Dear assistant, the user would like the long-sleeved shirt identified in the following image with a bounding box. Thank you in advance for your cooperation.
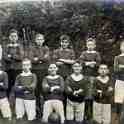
[114,54,124,80]
[53,48,75,78]
[42,75,65,101]
[0,71,8,99]
[94,76,114,104]
[3,42,24,70]
[14,72,37,100]
[65,75,87,102]
[79,50,101,76]
[28,44,50,70]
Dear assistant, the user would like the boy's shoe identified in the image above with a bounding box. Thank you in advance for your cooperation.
[3,118,12,124]
[16,118,26,124]
[65,120,75,124]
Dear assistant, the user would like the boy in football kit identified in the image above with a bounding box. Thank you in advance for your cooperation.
[79,38,101,121]
[53,34,75,79]
[14,58,37,122]
[114,41,124,123]
[79,38,101,76]
[65,62,87,124]
[0,62,12,122]
[93,64,113,124]
[3,29,24,96]
[29,33,50,118]
[42,63,65,124]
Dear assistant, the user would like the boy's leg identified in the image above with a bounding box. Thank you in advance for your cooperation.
[93,101,102,124]
[66,99,74,121]
[42,100,53,123]
[111,104,120,124]
[103,104,111,124]
[54,100,65,124]
[33,69,45,118]
[85,100,93,120]
[0,97,12,120]
[75,102,85,123]
[24,99,36,121]
[15,98,25,119]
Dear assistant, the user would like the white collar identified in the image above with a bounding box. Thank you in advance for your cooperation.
[119,53,124,56]
[97,76,109,84]
[71,73,84,81]
[20,71,32,76]
[86,50,96,53]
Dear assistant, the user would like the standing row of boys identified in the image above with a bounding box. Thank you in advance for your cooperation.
[0,29,123,124]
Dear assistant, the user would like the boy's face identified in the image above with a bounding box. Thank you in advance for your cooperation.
[86,41,96,51]
[72,63,82,74]
[48,64,58,75]
[120,42,124,53]
[22,61,31,72]
[61,39,69,49]
[9,32,18,43]
[35,35,45,46]
[98,65,109,76]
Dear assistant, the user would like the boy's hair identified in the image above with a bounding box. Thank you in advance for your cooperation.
[48,62,58,68]
[86,37,96,44]
[35,33,44,38]
[99,64,108,68]
[60,34,70,42]
[72,61,82,66]
[9,29,18,35]
[22,58,31,64]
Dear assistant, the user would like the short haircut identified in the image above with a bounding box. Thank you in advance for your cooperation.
[60,34,70,42]
[99,64,108,69]
[9,29,18,35]
[48,62,58,68]
[22,58,31,64]
[35,33,44,38]
[72,61,82,66]
[86,37,96,43]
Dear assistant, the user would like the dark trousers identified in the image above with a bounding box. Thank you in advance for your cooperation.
[32,69,47,119]
[7,69,21,97]
[84,100,93,121]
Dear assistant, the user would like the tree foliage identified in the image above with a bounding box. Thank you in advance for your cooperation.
[0,1,124,67]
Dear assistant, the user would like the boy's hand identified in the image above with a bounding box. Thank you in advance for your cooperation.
[73,91,79,96]
[34,57,39,61]
[51,86,60,92]
[39,61,42,64]
[67,87,73,93]
[18,86,23,89]
[73,89,83,96]
[8,54,12,58]
[108,87,113,92]
[59,59,65,62]
[85,61,96,67]
[97,90,102,97]
[56,61,64,66]
[0,82,3,86]
[24,90,30,94]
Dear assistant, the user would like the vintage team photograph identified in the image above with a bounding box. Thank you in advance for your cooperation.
[0,0,123,124]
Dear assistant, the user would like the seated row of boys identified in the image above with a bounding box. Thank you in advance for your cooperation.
[0,59,113,124]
